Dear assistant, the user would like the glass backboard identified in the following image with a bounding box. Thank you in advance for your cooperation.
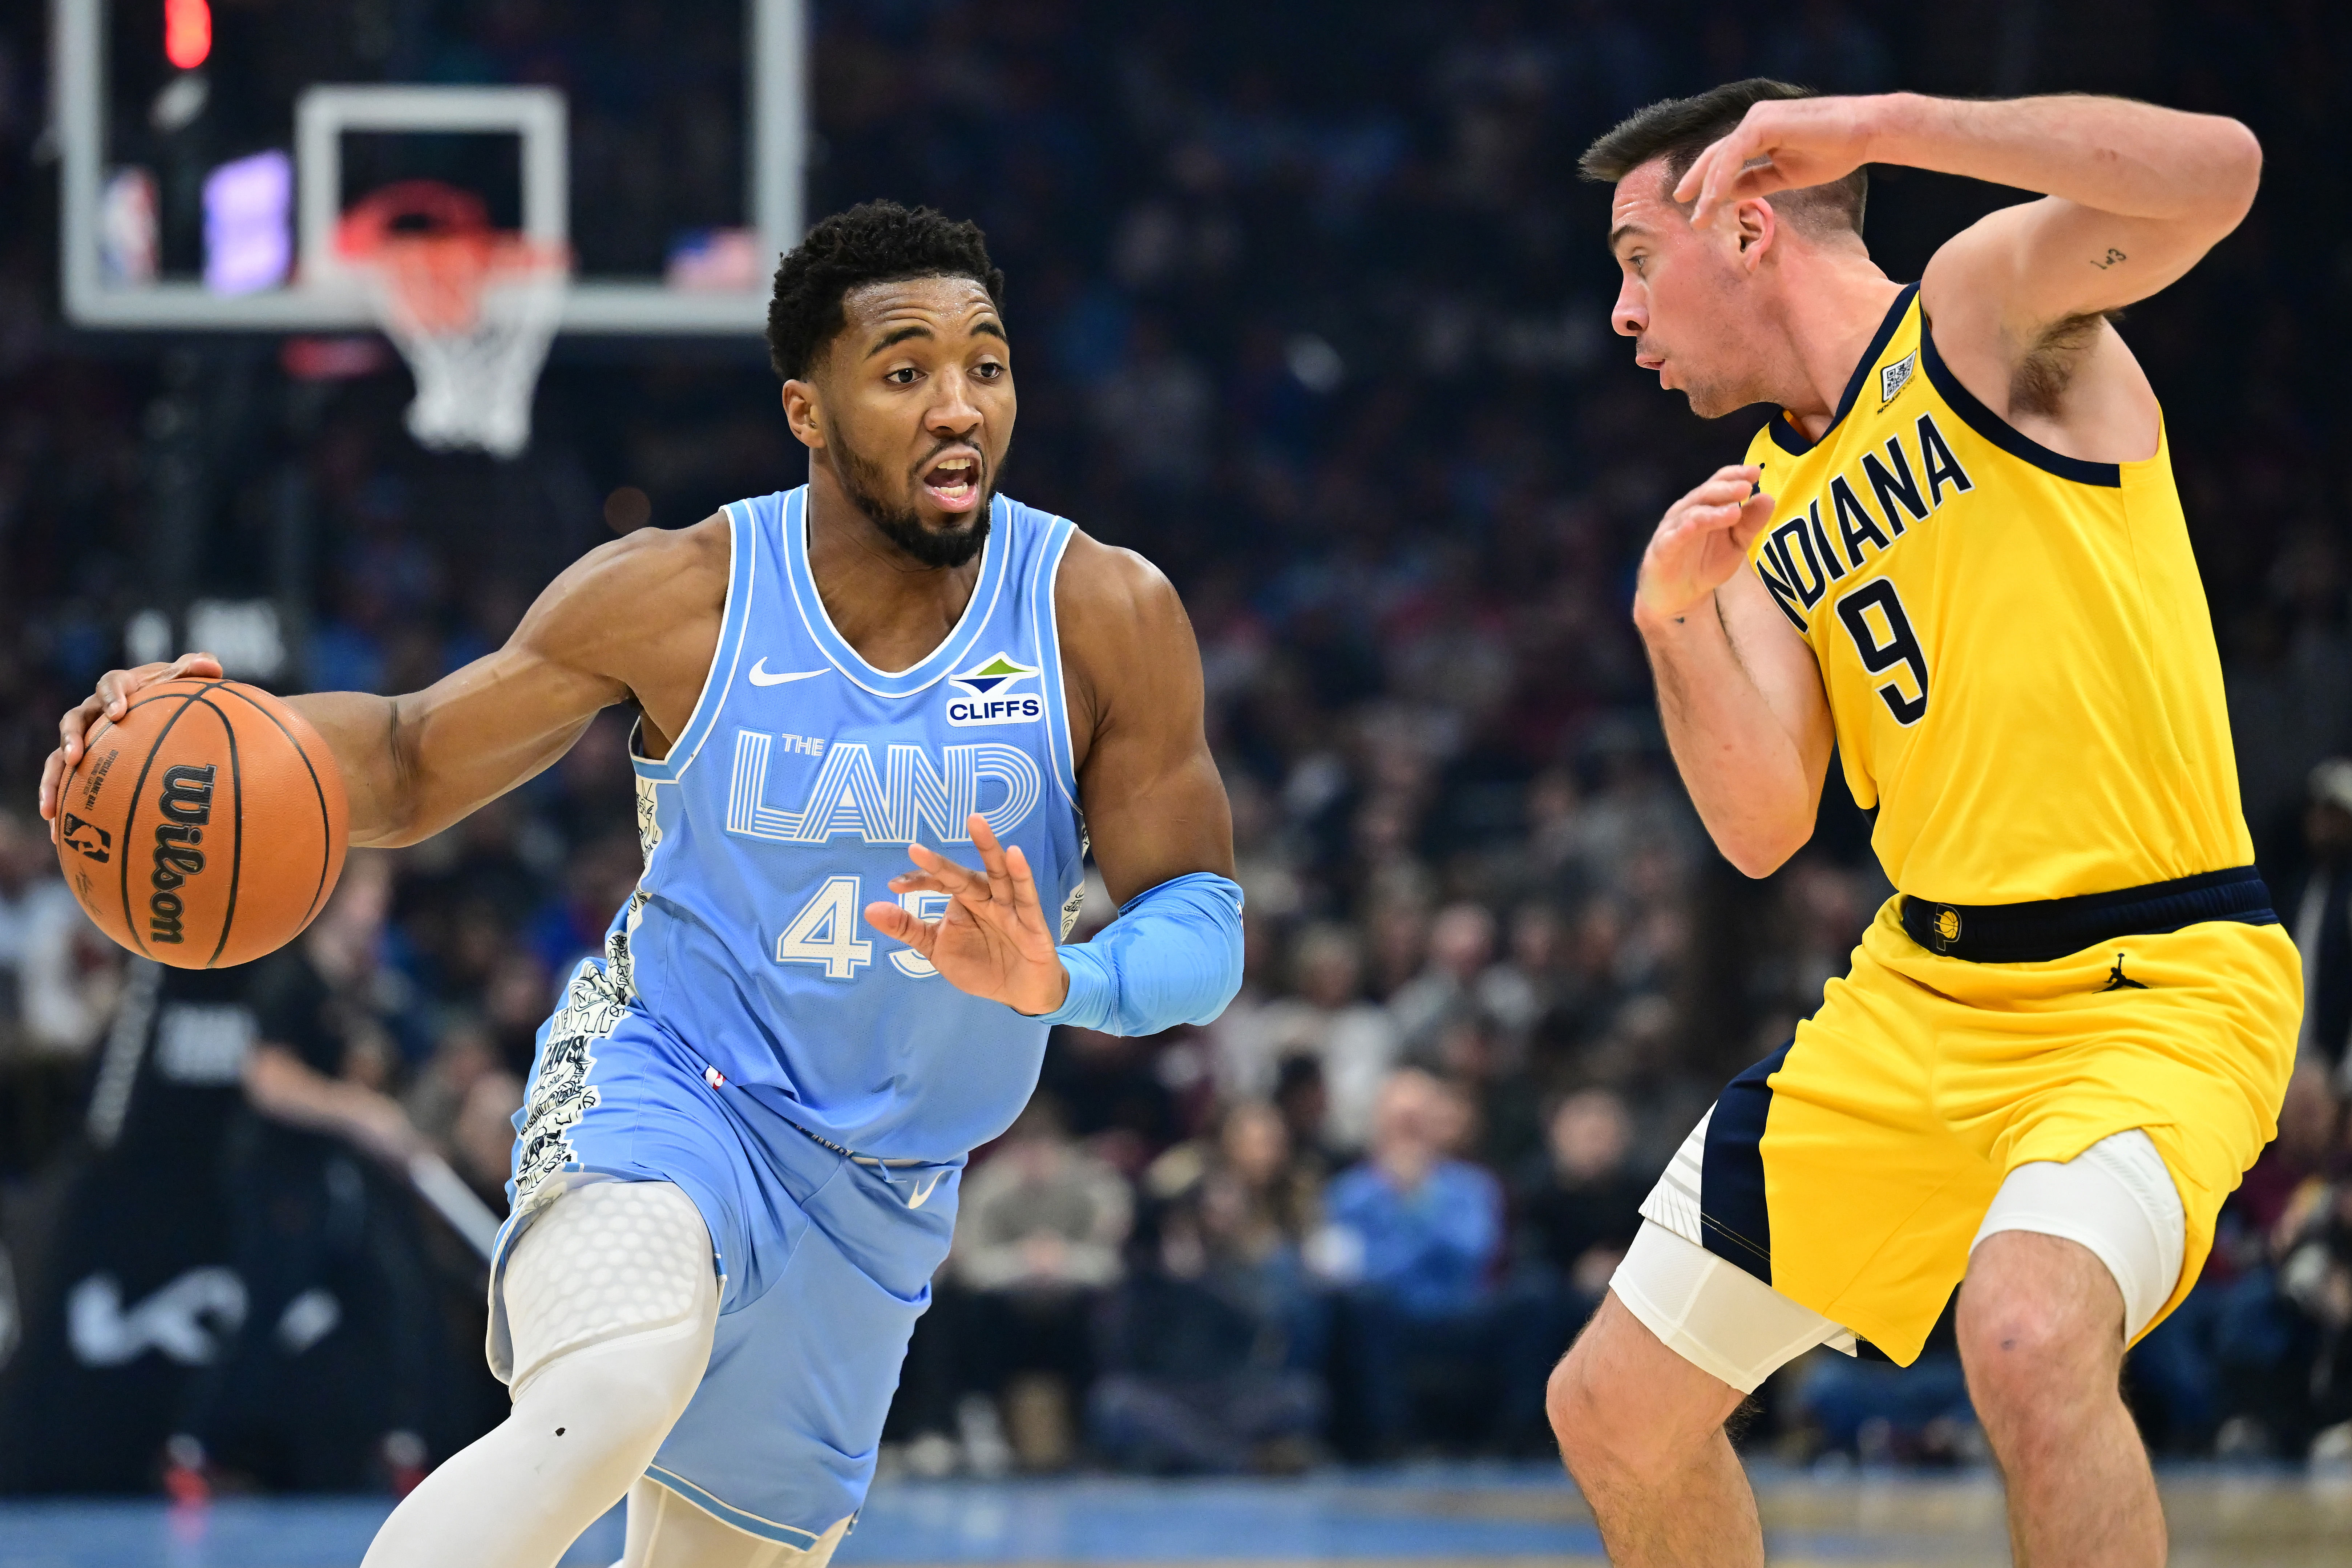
[54,0,805,334]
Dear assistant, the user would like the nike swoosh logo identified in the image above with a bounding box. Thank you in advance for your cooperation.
[748,659,829,687]
[906,1173,944,1209]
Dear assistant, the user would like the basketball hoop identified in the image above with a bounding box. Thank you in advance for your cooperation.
[336,181,570,459]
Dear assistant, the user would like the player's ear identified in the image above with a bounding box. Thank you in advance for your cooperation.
[781,378,826,450]
[1735,197,1777,272]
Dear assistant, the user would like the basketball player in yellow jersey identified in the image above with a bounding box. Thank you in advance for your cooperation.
[1544,82,2296,1566]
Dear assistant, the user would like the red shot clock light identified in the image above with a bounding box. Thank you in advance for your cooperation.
[164,0,212,71]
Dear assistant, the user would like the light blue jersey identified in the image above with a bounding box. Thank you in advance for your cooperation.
[614,486,1086,1161]
[494,488,1092,1543]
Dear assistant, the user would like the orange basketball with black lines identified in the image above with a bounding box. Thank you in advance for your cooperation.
[55,678,348,969]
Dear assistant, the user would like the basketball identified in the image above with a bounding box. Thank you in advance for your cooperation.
[53,678,348,970]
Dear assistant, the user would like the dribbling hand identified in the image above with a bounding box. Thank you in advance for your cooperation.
[867,814,1069,1017]
[1634,466,1777,629]
[37,651,225,834]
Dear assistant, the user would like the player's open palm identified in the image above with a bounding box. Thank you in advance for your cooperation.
[869,815,1068,1017]
[1636,465,1777,624]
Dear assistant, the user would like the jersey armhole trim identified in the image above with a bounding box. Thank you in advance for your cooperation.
[1917,315,2123,488]
[632,500,758,782]
[1033,515,1082,809]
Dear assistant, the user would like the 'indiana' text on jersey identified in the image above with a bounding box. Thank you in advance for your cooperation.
[608,489,1086,1160]
[1742,284,2253,907]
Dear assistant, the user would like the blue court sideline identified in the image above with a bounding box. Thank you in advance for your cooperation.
[0,1468,1597,1568]
[2,1464,2347,1568]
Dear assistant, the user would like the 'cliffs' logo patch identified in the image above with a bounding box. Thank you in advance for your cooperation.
[945,651,1044,728]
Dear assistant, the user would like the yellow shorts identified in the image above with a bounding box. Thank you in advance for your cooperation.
[1676,897,2299,1365]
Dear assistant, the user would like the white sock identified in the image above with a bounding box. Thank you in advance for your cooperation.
[362,1181,718,1568]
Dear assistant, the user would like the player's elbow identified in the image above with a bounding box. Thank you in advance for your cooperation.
[2201,117,2262,228]
[1715,819,1813,880]
[1722,841,1797,881]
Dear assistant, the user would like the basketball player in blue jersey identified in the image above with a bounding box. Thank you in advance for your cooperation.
[41,202,1245,1568]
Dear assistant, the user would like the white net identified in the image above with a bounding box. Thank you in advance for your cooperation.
[360,234,569,460]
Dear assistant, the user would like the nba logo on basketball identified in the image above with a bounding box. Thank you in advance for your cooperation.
[57,814,111,864]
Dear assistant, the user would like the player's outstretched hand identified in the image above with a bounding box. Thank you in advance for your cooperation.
[38,651,225,833]
[868,815,1069,1017]
[1634,466,1776,628]
[1675,94,1880,232]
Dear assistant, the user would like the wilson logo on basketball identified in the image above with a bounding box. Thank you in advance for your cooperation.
[148,764,216,946]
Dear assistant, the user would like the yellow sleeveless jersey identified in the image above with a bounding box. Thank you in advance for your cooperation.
[1741,283,2251,905]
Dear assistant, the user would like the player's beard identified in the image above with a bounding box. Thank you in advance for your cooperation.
[834,438,997,569]
[1679,375,1749,420]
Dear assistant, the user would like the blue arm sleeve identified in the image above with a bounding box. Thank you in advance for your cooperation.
[1032,871,1245,1036]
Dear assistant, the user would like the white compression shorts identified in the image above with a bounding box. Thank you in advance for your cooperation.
[1611,1127,2186,1392]
[1969,1127,2185,1343]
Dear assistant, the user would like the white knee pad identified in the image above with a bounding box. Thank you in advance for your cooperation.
[500,1178,717,1394]
[1971,1127,2185,1342]
[1608,1220,1856,1394]
[620,1476,852,1568]
[364,1182,720,1568]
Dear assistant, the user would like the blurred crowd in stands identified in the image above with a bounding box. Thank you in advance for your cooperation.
[2,0,2351,1491]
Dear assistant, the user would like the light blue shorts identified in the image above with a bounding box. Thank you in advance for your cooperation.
[492,999,963,1546]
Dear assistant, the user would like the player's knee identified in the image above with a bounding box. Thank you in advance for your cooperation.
[1958,1247,2119,1422]
[1546,1339,1625,1477]
[1543,1343,1592,1451]
[511,1316,712,1477]
[1958,1294,2067,1391]
[1546,1312,1691,1483]
[517,1359,674,1465]
[582,1335,704,1427]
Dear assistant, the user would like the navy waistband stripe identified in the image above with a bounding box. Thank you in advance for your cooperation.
[1900,866,2276,965]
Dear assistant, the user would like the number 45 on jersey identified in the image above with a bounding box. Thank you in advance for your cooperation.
[774,877,947,980]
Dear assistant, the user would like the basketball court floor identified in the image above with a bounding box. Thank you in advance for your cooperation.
[2,1463,2346,1568]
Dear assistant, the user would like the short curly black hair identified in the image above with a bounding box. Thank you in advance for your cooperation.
[764,201,1007,382]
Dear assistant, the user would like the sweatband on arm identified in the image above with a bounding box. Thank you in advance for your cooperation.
[1032,871,1245,1036]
